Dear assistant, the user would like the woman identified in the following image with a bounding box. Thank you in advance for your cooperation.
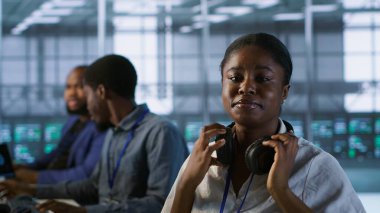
[162,33,365,212]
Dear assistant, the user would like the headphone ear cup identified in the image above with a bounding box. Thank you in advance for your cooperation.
[245,136,274,175]
[216,127,234,165]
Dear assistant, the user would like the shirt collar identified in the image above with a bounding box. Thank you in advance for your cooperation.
[278,118,287,134]
[113,103,149,132]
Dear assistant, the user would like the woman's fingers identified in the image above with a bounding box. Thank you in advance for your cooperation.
[197,124,227,149]
[271,134,293,143]
[263,133,298,159]
[210,156,224,166]
[207,139,226,153]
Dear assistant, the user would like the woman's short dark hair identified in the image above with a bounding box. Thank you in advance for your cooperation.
[84,54,137,99]
[220,33,293,85]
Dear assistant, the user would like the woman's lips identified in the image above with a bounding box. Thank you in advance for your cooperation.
[232,99,262,110]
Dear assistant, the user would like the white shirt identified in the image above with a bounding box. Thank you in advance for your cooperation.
[162,120,365,213]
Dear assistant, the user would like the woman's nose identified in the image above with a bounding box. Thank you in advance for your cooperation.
[238,79,256,95]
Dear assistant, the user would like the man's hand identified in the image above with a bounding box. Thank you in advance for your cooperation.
[37,200,86,213]
[12,164,29,171]
[15,169,39,184]
[0,179,36,199]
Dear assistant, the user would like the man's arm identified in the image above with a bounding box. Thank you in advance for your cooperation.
[37,131,106,184]
[37,162,101,206]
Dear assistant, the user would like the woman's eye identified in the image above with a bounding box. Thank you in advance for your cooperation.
[257,76,271,82]
[229,75,242,82]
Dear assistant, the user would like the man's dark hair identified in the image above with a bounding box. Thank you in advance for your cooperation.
[220,33,293,85]
[84,54,137,99]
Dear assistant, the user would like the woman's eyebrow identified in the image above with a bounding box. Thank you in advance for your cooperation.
[255,64,274,72]
[226,66,242,72]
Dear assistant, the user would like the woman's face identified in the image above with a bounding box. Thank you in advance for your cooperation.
[221,45,289,128]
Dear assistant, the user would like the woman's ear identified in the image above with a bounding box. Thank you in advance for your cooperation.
[282,84,290,104]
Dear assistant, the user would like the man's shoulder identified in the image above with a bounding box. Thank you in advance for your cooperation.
[144,113,175,129]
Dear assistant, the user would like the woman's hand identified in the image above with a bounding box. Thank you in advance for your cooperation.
[171,123,226,213]
[262,132,298,195]
[180,123,227,190]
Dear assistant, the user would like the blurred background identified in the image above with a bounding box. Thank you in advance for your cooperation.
[0,0,379,211]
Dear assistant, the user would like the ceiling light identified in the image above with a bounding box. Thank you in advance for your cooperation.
[311,4,338,13]
[273,13,304,21]
[192,15,229,23]
[242,0,279,9]
[10,0,85,35]
[215,6,253,16]
[26,17,61,24]
[192,22,204,29]
[41,2,54,10]
[179,26,192,33]
[53,0,85,8]
[191,0,225,13]
[40,8,73,16]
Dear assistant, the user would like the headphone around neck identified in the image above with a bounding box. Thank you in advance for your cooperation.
[216,120,294,175]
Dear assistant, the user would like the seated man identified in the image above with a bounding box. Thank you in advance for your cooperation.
[14,66,107,184]
[0,55,189,213]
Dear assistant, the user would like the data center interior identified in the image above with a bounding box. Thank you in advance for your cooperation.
[1,0,380,211]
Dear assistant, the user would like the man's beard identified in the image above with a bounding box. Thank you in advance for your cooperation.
[66,104,89,116]
[96,122,113,131]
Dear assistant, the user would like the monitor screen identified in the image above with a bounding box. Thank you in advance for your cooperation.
[44,143,57,154]
[44,123,63,143]
[0,124,12,143]
[312,120,333,138]
[348,117,372,134]
[375,118,380,134]
[348,135,373,159]
[334,118,347,135]
[375,136,380,159]
[332,139,348,159]
[184,121,203,143]
[14,124,41,143]
[13,144,39,163]
[0,144,15,179]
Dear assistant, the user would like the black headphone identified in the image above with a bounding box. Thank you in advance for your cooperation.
[216,120,294,175]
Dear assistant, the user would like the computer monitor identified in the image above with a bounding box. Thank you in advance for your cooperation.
[44,143,57,154]
[184,121,204,152]
[312,120,333,138]
[375,136,380,159]
[332,139,348,159]
[334,118,347,135]
[184,121,203,143]
[0,144,15,179]
[14,124,41,143]
[347,135,373,160]
[348,117,372,134]
[44,123,63,143]
[375,118,380,134]
[0,124,12,143]
[13,144,39,163]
